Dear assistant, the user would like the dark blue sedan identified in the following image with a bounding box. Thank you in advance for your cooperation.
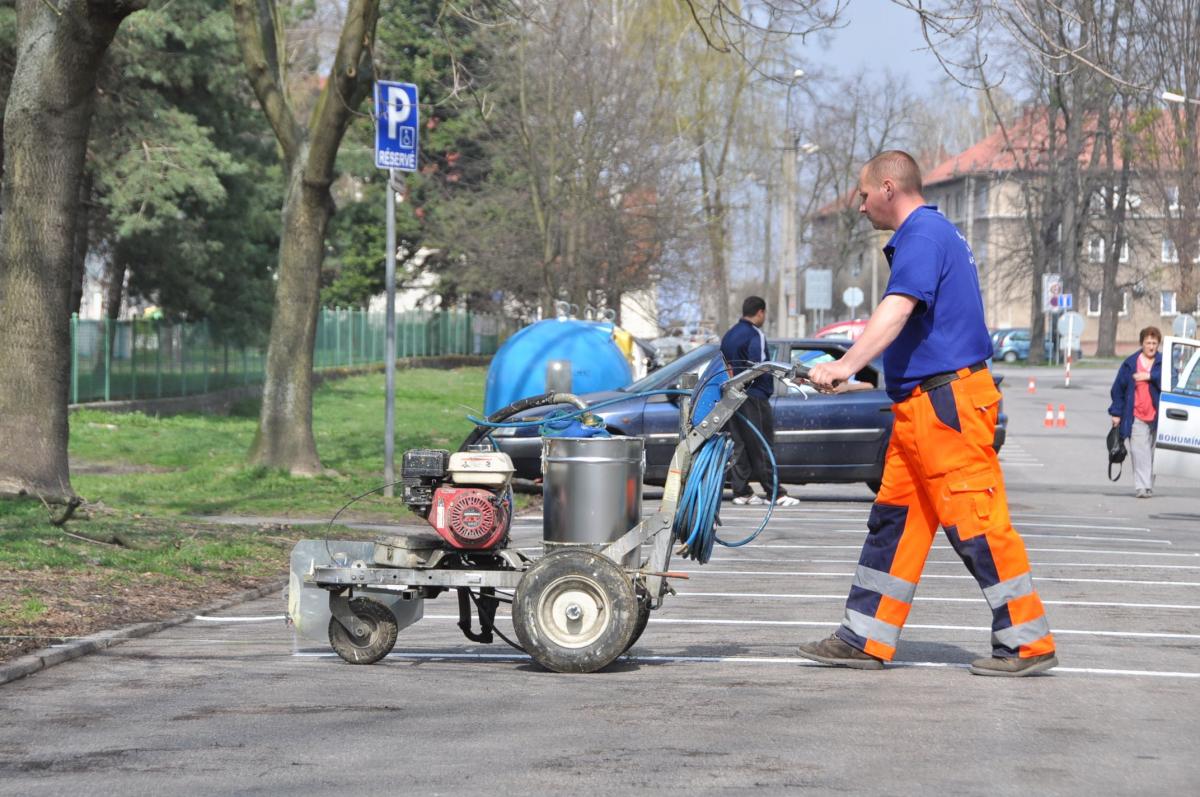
[490,339,1006,492]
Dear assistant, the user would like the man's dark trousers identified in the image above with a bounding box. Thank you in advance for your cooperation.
[729,394,785,497]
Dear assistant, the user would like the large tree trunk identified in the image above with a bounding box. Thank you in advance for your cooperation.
[1096,115,1132,359]
[231,0,378,475]
[247,158,332,474]
[0,0,145,503]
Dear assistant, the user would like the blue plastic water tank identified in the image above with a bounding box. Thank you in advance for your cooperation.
[484,319,632,414]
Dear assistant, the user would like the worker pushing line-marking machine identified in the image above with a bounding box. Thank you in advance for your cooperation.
[288,359,812,673]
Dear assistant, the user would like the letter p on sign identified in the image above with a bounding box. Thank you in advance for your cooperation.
[386,85,411,139]
[375,80,419,171]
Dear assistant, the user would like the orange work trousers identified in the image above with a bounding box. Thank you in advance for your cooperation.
[834,366,1055,661]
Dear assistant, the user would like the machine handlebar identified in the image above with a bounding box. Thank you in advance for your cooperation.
[721,360,830,392]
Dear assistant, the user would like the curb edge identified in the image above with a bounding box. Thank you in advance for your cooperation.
[0,577,288,687]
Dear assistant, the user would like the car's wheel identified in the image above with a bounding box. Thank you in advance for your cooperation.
[1003,351,1018,363]
[866,479,882,494]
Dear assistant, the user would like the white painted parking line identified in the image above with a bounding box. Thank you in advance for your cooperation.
[1007,534,1172,545]
[805,558,1200,571]
[645,617,1200,641]
[519,510,1134,522]
[724,544,1198,558]
[692,512,1155,532]
[515,527,1176,545]
[1012,512,1131,521]
[1002,522,1155,532]
[291,650,1200,679]
[670,592,1200,610]
[193,615,286,623]
[674,569,1200,587]
[714,526,1174,544]
[509,550,1200,571]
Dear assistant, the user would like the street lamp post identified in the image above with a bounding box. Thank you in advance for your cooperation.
[777,69,807,338]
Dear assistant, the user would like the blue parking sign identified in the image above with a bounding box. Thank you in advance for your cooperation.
[375,81,419,171]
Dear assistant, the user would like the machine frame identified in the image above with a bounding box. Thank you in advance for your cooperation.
[299,360,806,672]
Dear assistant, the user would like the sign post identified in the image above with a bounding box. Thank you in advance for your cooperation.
[1043,273,1074,362]
[1056,311,1085,388]
[376,81,420,495]
[805,269,833,330]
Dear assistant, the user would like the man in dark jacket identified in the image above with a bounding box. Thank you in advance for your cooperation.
[720,296,799,506]
[1109,327,1163,497]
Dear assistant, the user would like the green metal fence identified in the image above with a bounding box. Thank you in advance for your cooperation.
[69,308,512,404]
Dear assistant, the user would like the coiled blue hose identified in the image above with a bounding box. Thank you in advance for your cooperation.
[673,414,776,564]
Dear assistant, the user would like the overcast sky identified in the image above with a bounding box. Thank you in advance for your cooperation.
[804,2,949,94]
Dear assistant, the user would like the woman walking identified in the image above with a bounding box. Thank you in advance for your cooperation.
[1109,327,1163,498]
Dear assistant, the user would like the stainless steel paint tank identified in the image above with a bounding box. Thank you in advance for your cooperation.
[541,437,644,565]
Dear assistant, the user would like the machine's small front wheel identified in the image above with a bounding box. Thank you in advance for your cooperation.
[513,549,637,673]
[328,598,399,665]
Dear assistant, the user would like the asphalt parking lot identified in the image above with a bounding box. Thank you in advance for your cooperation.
[1,366,1197,795]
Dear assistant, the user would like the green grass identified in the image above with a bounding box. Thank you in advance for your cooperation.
[70,366,487,518]
[0,367,492,575]
[9,598,47,622]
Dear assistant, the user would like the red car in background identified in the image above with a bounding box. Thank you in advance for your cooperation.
[814,319,868,340]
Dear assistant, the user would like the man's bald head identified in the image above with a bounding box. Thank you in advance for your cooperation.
[861,150,923,193]
[856,150,926,231]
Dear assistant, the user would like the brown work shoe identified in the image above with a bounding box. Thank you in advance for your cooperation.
[969,652,1058,677]
[797,634,884,670]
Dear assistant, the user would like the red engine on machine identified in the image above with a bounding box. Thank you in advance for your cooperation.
[401,448,514,551]
[428,486,509,549]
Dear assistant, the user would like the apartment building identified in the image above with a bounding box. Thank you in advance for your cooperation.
[809,118,1198,354]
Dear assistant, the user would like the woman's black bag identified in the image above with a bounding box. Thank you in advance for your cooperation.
[1106,425,1127,481]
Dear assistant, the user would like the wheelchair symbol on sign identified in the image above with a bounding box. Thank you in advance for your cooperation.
[400,128,415,148]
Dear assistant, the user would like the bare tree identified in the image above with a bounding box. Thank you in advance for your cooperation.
[1131,0,1200,317]
[0,0,149,504]
[443,1,704,323]
[895,0,1200,327]
[664,17,791,329]
[230,0,379,475]
[803,71,917,309]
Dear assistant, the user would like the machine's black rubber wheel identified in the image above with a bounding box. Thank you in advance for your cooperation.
[328,598,399,665]
[513,549,638,673]
[624,590,652,653]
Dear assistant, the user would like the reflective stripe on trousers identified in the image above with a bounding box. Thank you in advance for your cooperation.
[834,367,1055,661]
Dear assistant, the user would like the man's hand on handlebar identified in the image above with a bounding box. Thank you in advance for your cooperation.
[807,360,856,393]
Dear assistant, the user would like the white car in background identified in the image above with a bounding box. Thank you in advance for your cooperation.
[1156,335,1200,480]
[651,324,719,361]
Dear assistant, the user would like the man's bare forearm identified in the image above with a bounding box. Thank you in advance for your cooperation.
[838,295,918,373]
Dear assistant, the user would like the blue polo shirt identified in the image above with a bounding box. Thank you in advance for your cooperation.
[881,205,994,401]
[720,318,773,399]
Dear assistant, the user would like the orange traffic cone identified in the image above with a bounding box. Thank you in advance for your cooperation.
[1027,377,1036,393]
[1056,404,1067,428]
[1044,404,1054,427]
